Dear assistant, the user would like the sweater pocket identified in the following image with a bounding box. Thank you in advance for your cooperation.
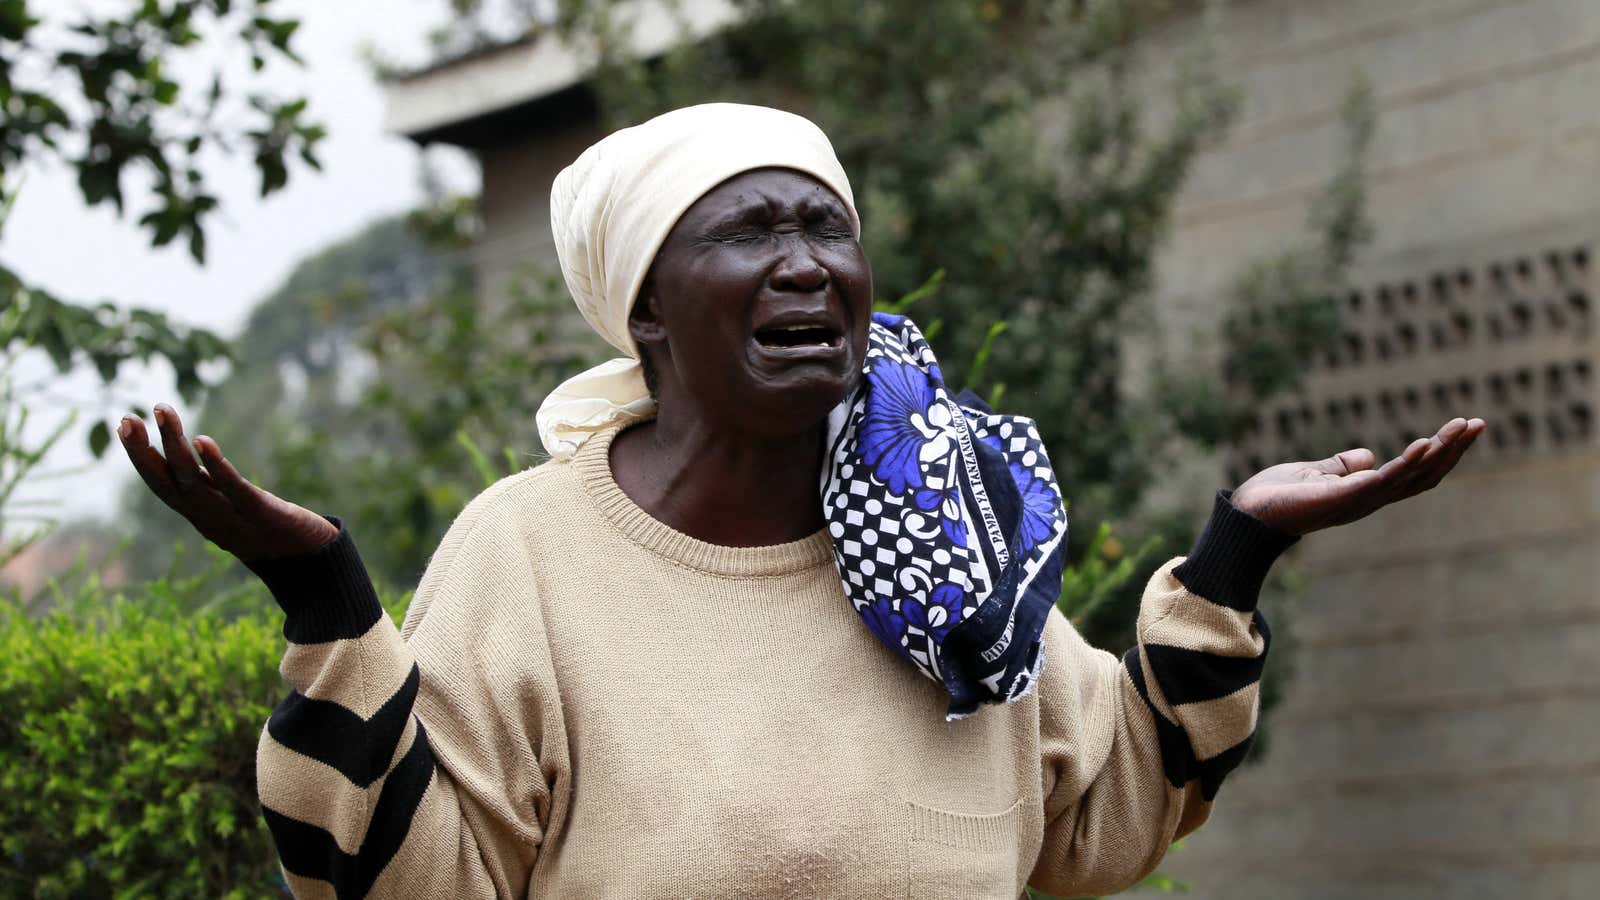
[904,796,1023,899]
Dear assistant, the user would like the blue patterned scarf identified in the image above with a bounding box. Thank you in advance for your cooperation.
[821,313,1070,719]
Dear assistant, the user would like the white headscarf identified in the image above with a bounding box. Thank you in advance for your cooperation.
[536,102,860,458]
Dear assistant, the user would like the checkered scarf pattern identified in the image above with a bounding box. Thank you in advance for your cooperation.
[821,313,1070,719]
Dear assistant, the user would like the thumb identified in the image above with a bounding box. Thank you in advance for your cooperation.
[1309,447,1377,476]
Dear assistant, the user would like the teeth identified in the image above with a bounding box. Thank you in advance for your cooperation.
[755,322,837,350]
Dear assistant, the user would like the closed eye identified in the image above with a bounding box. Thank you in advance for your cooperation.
[700,226,771,244]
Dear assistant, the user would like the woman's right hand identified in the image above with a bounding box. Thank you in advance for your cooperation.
[119,402,340,563]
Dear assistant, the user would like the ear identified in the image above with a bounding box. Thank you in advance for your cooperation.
[628,278,670,347]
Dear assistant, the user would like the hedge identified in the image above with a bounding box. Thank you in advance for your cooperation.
[0,549,409,900]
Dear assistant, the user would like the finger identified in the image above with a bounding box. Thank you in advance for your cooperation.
[1309,447,1377,476]
[153,403,212,491]
[1417,417,1468,465]
[1388,422,1452,490]
[1392,417,1471,494]
[192,435,265,514]
[1376,414,1463,479]
[1413,418,1485,492]
[1376,436,1431,480]
[118,415,180,505]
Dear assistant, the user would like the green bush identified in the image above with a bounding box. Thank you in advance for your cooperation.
[0,548,409,900]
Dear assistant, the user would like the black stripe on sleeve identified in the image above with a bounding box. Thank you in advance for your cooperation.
[261,805,354,897]
[1196,733,1255,801]
[356,722,439,894]
[267,665,420,788]
[262,722,438,900]
[243,515,386,644]
[1121,647,1255,801]
[1171,490,1300,612]
[1141,610,1272,706]
[1122,647,1196,790]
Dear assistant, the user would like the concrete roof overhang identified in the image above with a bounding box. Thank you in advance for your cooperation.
[382,0,739,148]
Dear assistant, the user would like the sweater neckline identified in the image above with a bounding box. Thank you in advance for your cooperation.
[570,420,835,578]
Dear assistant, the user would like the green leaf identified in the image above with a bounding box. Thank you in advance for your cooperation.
[187,225,206,264]
[256,152,287,197]
[138,209,183,248]
[964,319,1008,390]
[986,381,1006,410]
[0,0,38,42]
[90,350,118,382]
[876,268,945,315]
[205,72,223,110]
[454,429,499,487]
[76,161,119,208]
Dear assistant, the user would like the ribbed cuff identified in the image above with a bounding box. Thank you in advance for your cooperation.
[242,515,385,644]
[1171,489,1300,612]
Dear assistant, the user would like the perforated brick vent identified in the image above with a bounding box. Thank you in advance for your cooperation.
[1226,243,1596,486]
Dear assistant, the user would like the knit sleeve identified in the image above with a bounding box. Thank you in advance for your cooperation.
[1028,489,1298,897]
[247,501,560,899]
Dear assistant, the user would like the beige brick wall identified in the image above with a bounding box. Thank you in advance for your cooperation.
[473,120,606,305]
[1144,1,1600,895]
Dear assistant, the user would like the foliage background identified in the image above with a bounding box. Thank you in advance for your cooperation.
[1,547,415,899]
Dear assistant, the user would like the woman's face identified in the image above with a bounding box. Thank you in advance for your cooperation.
[631,167,873,436]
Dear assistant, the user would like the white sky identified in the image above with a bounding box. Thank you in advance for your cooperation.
[2,2,480,537]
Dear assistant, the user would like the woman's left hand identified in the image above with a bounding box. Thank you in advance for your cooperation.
[1230,416,1486,536]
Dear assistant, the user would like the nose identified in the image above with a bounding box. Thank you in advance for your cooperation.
[769,241,829,293]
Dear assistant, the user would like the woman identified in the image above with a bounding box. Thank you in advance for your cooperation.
[120,104,1483,899]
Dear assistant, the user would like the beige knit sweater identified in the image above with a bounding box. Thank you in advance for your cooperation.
[245,421,1296,899]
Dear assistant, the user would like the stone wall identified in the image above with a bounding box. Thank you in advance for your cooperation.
[473,120,605,304]
[1143,1,1600,896]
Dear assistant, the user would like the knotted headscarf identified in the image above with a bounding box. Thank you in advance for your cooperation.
[543,104,1067,718]
[538,102,859,457]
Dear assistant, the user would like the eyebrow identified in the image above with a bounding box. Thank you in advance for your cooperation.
[796,193,849,220]
[703,192,848,231]
[704,197,780,230]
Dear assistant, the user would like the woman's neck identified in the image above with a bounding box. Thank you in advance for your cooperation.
[608,413,828,547]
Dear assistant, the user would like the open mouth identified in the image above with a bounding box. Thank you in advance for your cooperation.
[753,323,843,350]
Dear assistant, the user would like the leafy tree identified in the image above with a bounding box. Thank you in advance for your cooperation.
[111,214,446,583]
[0,0,324,468]
[115,212,606,587]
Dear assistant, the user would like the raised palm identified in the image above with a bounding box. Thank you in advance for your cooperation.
[1231,416,1486,536]
[118,403,339,563]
